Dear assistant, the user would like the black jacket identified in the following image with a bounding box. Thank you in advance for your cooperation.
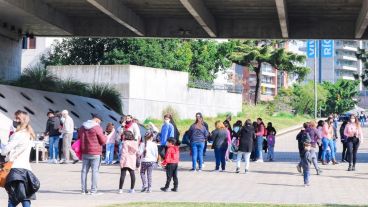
[5,168,40,203]
[211,129,228,149]
[45,116,61,137]
[238,124,255,152]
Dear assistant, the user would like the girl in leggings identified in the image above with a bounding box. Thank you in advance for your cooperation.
[119,131,138,193]
[344,115,364,171]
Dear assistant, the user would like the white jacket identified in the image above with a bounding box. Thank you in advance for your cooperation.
[62,115,74,134]
[1,129,32,171]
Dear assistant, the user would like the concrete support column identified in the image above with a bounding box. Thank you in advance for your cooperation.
[0,35,22,80]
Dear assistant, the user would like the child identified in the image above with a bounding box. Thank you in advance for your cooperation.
[139,130,159,193]
[266,122,276,161]
[119,131,138,194]
[160,138,180,192]
[105,123,117,165]
[301,142,313,187]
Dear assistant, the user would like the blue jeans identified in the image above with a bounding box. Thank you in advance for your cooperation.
[8,200,30,207]
[214,146,227,170]
[322,138,336,161]
[81,154,101,193]
[267,145,274,160]
[105,143,115,164]
[256,136,264,160]
[49,136,60,160]
[191,142,204,170]
[303,168,310,185]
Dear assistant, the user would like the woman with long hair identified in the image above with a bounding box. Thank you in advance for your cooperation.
[188,113,209,171]
[316,120,324,161]
[344,114,364,171]
[211,121,229,171]
[1,110,39,207]
[321,117,338,165]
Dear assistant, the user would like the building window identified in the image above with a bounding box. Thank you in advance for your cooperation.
[21,37,36,49]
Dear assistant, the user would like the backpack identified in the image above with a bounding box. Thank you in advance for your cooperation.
[301,131,311,143]
[181,130,190,146]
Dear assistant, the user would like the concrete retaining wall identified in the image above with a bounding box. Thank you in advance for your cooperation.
[49,65,242,121]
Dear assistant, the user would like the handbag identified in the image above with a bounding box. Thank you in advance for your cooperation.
[0,162,13,188]
[136,154,141,168]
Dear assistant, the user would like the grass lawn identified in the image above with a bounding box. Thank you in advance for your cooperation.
[104,202,364,207]
[143,104,311,135]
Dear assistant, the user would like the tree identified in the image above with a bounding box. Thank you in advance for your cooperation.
[291,82,327,116]
[321,79,359,115]
[41,38,232,82]
[228,40,309,105]
[356,48,368,86]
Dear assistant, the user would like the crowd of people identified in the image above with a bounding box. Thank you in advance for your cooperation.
[296,113,364,187]
[0,108,366,206]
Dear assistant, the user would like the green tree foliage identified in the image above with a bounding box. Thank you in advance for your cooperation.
[291,82,327,116]
[321,79,359,115]
[41,38,233,82]
[228,40,309,105]
[356,48,368,86]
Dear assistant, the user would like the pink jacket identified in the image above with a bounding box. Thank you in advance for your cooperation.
[71,139,82,160]
[344,123,363,139]
[321,123,333,139]
[120,140,138,170]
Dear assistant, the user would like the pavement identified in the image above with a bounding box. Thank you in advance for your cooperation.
[1,127,368,207]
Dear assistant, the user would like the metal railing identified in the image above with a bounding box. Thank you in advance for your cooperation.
[188,80,243,94]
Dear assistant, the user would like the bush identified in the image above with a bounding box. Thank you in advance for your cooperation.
[88,84,123,114]
[58,79,89,96]
[15,65,59,90]
[162,105,180,121]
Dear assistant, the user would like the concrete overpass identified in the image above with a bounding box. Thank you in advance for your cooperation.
[1,0,368,79]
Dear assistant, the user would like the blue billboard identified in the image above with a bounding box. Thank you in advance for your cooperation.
[307,40,334,58]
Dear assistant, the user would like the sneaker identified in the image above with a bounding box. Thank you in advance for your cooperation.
[73,159,79,164]
[190,169,196,172]
[220,169,225,172]
[81,191,87,195]
[47,159,53,164]
[317,169,322,175]
[128,189,135,193]
[245,169,249,174]
[304,184,309,187]
[255,159,263,163]
[235,167,240,173]
[89,192,103,195]
[59,160,66,164]
[197,169,202,172]
[146,189,152,193]
[296,165,302,173]
[160,187,168,192]
[141,187,147,192]
[53,159,58,164]
[213,169,220,172]
[352,166,356,171]
[118,189,123,194]
[171,188,178,192]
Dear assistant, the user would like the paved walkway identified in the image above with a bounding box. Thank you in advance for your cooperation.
[1,127,368,207]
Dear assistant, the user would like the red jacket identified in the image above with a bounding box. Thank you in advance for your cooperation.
[162,145,179,166]
[78,120,107,155]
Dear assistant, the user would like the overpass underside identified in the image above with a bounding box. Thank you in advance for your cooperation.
[0,0,368,40]
[1,0,368,80]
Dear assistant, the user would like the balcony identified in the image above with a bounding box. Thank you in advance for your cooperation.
[335,45,358,52]
[261,83,276,88]
[337,55,358,61]
[335,65,358,71]
[341,75,355,80]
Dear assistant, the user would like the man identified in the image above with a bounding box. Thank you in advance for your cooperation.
[60,110,79,164]
[159,114,175,159]
[79,113,107,195]
[45,111,61,164]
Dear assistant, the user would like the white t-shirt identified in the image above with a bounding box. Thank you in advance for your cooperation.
[139,141,158,162]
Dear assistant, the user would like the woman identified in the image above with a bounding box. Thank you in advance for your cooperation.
[1,110,40,207]
[122,115,141,143]
[236,119,255,173]
[321,117,338,165]
[119,131,138,193]
[255,118,265,162]
[223,121,233,161]
[250,121,258,161]
[344,115,364,171]
[317,120,324,161]
[211,121,230,172]
[188,114,209,171]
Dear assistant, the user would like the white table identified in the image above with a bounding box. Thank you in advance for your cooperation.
[32,141,45,164]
